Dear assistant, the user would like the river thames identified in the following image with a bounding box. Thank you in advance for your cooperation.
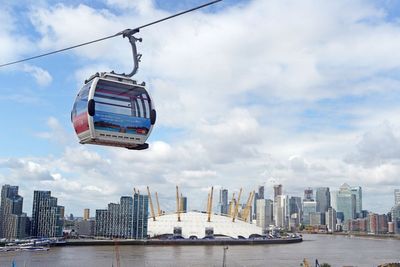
[1,234,399,266]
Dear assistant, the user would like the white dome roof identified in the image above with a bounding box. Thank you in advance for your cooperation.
[148,211,262,238]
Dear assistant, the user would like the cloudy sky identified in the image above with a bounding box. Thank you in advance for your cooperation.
[1,0,400,217]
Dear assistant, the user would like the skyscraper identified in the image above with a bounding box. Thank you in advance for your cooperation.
[275,195,289,228]
[304,188,314,201]
[83,208,90,220]
[258,186,265,200]
[351,186,362,217]
[391,203,400,234]
[289,196,302,217]
[180,196,187,213]
[326,207,337,233]
[31,191,64,238]
[219,188,228,215]
[256,199,273,229]
[302,201,316,225]
[133,192,149,239]
[316,187,330,213]
[273,184,282,199]
[395,189,400,206]
[253,185,265,220]
[0,185,27,239]
[335,184,356,227]
[95,192,148,239]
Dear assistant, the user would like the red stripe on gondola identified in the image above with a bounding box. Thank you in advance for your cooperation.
[73,112,89,134]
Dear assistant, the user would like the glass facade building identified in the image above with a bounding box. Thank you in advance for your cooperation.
[31,190,64,238]
[95,193,148,239]
[335,184,356,227]
[0,185,27,240]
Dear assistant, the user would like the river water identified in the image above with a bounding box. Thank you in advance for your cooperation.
[0,234,399,267]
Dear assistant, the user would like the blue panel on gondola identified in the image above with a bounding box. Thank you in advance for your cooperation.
[93,111,150,135]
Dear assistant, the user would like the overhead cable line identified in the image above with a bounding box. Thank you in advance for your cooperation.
[0,0,222,68]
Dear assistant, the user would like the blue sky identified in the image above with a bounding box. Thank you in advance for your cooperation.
[1,0,400,217]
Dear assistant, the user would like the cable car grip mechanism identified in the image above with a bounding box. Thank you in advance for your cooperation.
[112,28,142,78]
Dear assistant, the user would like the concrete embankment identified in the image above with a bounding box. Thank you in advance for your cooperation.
[65,237,303,246]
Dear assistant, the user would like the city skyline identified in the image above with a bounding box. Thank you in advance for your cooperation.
[4,183,399,218]
[2,0,400,219]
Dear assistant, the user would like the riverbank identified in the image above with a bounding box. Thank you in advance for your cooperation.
[65,236,303,246]
[300,231,400,240]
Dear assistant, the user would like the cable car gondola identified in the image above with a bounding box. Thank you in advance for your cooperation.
[0,1,222,150]
[71,33,156,150]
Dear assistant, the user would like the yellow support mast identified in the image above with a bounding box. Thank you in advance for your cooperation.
[147,186,156,221]
[242,191,255,222]
[155,192,162,216]
[207,186,214,222]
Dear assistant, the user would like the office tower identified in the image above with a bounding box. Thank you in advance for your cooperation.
[253,186,265,220]
[31,191,64,237]
[95,192,148,239]
[304,188,314,201]
[351,186,362,217]
[180,196,187,213]
[335,184,356,226]
[256,199,273,229]
[253,192,259,220]
[219,188,228,215]
[0,185,27,239]
[302,201,317,225]
[95,209,108,237]
[0,185,18,237]
[133,192,149,239]
[273,184,282,199]
[273,185,283,225]
[258,186,265,200]
[316,187,330,213]
[275,195,289,229]
[326,207,337,233]
[84,208,90,220]
[395,189,400,205]
[289,196,302,218]
[391,204,400,234]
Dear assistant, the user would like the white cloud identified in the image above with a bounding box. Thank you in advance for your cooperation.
[35,117,71,144]
[2,0,400,215]
[0,8,31,66]
[345,122,400,167]
[21,64,52,86]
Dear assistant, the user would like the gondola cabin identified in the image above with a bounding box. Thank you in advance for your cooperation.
[71,72,156,150]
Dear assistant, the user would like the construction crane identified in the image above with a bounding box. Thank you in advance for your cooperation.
[147,186,156,221]
[232,188,242,222]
